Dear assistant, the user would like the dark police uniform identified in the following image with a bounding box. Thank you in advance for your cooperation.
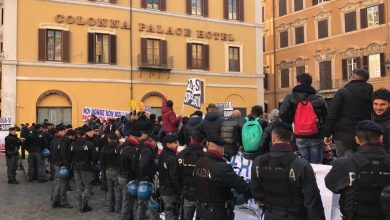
[193,136,250,220]
[51,131,72,208]
[5,128,22,184]
[117,133,140,220]
[251,143,325,220]
[325,120,390,220]
[177,141,205,220]
[100,139,120,212]
[25,126,48,182]
[71,136,97,212]
[381,186,390,220]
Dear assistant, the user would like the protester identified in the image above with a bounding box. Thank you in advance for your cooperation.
[258,108,280,155]
[178,116,190,146]
[183,111,203,145]
[162,97,182,136]
[371,88,390,152]
[220,110,242,160]
[322,144,337,166]
[197,103,224,139]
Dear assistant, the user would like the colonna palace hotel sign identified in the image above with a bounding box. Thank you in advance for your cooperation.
[54,14,235,41]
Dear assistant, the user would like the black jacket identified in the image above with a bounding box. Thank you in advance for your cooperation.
[372,109,390,153]
[5,134,21,157]
[117,139,139,180]
[323,80,373,144]
[71,137,98,171]
[197,112,224,139]
[325,145,390,220]
[157,147,181,196]
[279,84,327,139]
[220,116,241,156]
[183,116,202,145]
[137,143,157,182]
[51,137,72,167]
[25,131,48,153]
[251,144,325,220]
[258,121,279,155]
[100,141,119,169]
[177,143,205,201]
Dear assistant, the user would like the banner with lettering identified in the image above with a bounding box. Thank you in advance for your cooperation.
[82,107,128,122]
[184,78,204,109]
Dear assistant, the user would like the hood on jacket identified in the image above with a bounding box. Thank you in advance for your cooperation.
[205,112,221,122]
[291,84,317,101]
[188,116,202,126]
[344,80,373,101]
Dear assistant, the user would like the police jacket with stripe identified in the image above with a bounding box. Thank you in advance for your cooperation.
[177,142,205,201]
[325,145,390,220]
[279,84,327,139]
[100,140,119,169]
[194,151,250,204]
[116,139,138,180]
[51,136,72,167]
[157,146,181,196]
[251,144,325,220]
[71,137,97,171]
[137,142,157,182]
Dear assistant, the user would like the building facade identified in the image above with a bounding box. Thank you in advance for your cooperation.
[2,0,263,126]
[263,0,390,110]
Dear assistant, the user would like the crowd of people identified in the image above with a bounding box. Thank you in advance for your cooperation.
[3,68,390,220]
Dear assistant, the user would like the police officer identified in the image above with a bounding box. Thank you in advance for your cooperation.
[100,132,120,213]
[251,122,325,220]
[5,127,22,184]
[177,130,205,220]
[71,127,98,212]
[117,130,141,220]
[193,135,250,220]
[136,134,159,220]
[325,120,390,220]
[51,128,75,209]
[25,124,48,182]
[381,186,390,220]
[158,135,182,220]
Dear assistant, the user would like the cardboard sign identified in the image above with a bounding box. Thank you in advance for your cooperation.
[82,107,128,121]
[184,78,204,109]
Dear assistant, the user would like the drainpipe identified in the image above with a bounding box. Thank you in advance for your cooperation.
[272,0,277,108]
[130,0,134,100]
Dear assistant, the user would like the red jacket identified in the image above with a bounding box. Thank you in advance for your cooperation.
[162,98,182,133]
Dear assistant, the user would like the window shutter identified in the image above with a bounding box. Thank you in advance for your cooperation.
[160,0,166,11]
[110,35,117,64]
[141,0,147,8]
[294,0,303,11]
[295,26,304,44]
[203,44,209,70]
[279,0,287,17]
[318,19,328,39]
[379,3,385,25]
[203,0,209,17]
[62,31,70,63]
[342,59,348,80]
[109,0,117,3]
[281,69,289,88]
[161,40,168,67]
[38,29,47,61]
[362,56,369,71]
[344,11,357,33]
[223,0,229,19]
[88,33,95,63]
[238,0,244,21]
[380,53,386,77]
[356,57,361,68]
[187,43,192,69]
[141,38,147,64]
[186,0,192,14]
[200,80,205,103]
[360,8,367,29]
[280,31,288,48]
[264,73,268,90]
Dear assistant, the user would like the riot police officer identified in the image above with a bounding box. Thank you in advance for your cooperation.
[177,130,205,220]
[5,127,22,184]
[51,128,75,208]
[71,127,98,212]
[25,124,48,182]
[193,135,250,220]
[381,186,390,220]
[325,120,390,220]
[251,122,325,220]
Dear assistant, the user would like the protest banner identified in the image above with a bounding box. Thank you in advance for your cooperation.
[183,78,204,110]
[216,102,234,118]
[82,107,128,122]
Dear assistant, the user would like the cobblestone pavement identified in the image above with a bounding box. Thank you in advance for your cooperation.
[0,156,120,220]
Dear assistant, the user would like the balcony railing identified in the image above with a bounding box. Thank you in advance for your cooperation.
[313,79,341,91]
[137,54,173,71]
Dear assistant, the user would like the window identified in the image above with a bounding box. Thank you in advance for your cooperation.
[318,19,328,39]
[344,11,357,33]
[140,38,168,68]
[294,0,303,12]
[296,66,305,76]
[146,39,161,66]
[280,31,288,48]
[224,0,244,21]
[88,33,116,64]
[312,0,327,6]
[368,54,381,78]
[38,29,70,62]
[342,58,359,80]
[187,0,208,16]
[319,61,332,90]
[187,43,209,70]
[228,46,240,72]
[279,0,287,17]
[264,72,269,90]
[192,0,202,15]
[141,0,166,11]
[37,107,72,125]
[281,68,289,88]
[361,4,385,29]
[295,26,304,44]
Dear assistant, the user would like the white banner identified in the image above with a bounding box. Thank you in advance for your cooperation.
[184,78,203,109]
[0,117,12,131]
[82,107,128,122]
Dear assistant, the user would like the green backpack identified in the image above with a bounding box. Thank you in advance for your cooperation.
[242,117,263,152]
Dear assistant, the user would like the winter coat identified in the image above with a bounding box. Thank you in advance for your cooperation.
[183,116,202,145]
[162,98,182,133]
[197,112,224,139]
[372,108,390,153]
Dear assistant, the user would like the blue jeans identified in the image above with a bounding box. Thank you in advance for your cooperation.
[295,138,324,164]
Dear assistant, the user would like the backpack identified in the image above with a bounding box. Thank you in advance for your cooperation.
[242,117,263,152]
[293,100,318,136]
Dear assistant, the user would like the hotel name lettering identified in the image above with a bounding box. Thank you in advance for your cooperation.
[55,15,131,29]
[138,23,235,41]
